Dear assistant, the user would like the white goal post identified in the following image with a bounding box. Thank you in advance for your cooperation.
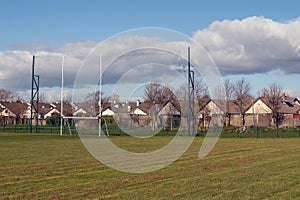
[59,54,108,137]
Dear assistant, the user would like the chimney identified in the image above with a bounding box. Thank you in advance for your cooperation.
[127,105,131,113]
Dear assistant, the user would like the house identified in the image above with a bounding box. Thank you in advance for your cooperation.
[54,102,74,117]
[2,93,298,129]
[38,103,60,125]
[199,97,274,128]
[224,100,242,127]
[198,99,226,128]
[101,107,115,116]
[73,107,88,116]
[23,102,60,126]
[0,101,64,125]
[104,102,133,128]
[243,97,273,127]
[0,101,29,124]
[132,106,148,116]
[281,94,300,105]
[130,101,152,126]
[158,101,181,130]
[244,95,300,128]
[29,102,75,126]
[199,95,300,129]
[72,102,97,117]
[278,98,300,127]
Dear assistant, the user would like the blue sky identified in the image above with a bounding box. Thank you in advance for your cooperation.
[1,0,300,49]
[1,0,300,100]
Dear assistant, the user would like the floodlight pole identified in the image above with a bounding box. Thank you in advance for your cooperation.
[35,75,39,133]
[187,48,190,136]
[187,47,195,136]
[30,55,40,133]
[191,70,195,136]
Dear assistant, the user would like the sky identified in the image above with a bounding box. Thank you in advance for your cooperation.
[1,0,300,101]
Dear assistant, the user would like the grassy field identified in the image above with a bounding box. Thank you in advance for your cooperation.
[1,133,300,199]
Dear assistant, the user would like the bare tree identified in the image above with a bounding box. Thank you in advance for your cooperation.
[143,82,175,105]
[194,78,209,99]
[176,77,209,107]
[144,82,161,103]
[110,93,120,104]
[85,91,109,115]
[234,78,252,127]
[261,83,283,127]
[224,78,235,103]
[194,78,209,109]
[63,93,72,103]
[175,78,209,131]
[144,82,177,130]
[51,91,73,104]
[0,88,14,102]
[224,78,235,126]
[16,95,25,102]
[39,92,46,103]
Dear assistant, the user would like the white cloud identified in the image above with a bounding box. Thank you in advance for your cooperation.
[193,16,300,75]
[0,50,82,90]
[283,88,300,98]
[2,16,300,101]
[59,40,97,56]
[0,51,32,89]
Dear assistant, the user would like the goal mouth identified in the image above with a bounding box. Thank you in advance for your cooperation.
[61,116,109,137]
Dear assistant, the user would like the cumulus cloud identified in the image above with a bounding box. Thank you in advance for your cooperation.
[0,50,82,89]
[1,16,300,101]
[0,51,33,89]
[193,16,300,75]
[71,35,200,92]
[283,88,300,98]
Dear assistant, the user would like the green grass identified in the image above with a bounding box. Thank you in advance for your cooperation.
[2,124,300,138]
[1,133,300,199]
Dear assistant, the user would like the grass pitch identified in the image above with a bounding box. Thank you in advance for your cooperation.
[1,133,300,199]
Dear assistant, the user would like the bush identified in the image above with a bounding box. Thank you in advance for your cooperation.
[46,113,61,126]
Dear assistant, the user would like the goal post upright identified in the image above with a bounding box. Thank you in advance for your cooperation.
[98,53,102,137]
[60,56,65,136]
[30,55,35,133]
[59,54,108,137]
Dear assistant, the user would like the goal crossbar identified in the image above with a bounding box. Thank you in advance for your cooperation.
[63,116,99,120]
[59,54,105,137]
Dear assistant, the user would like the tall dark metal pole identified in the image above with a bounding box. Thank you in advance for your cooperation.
[187,47,195,136]
[30,55,40,133]
[30,55,35,133]
[191,70,195,136]
[187,47,191,136]
[35,75,39,132]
